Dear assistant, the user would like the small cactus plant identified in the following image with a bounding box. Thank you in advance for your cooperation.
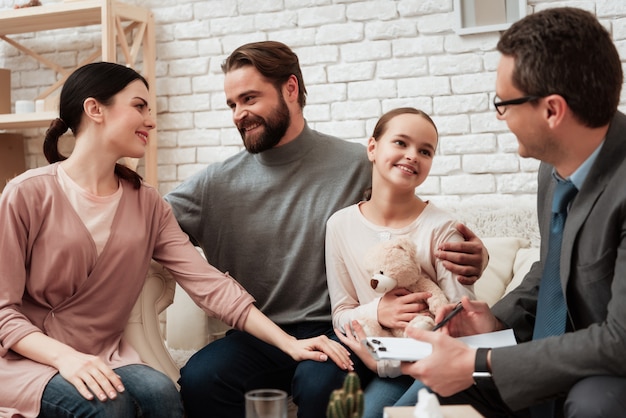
[326,372,364,418]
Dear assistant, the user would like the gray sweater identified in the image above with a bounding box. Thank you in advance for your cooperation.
[166,124,372,324]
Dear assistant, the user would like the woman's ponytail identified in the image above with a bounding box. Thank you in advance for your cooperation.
[43,118,69,164]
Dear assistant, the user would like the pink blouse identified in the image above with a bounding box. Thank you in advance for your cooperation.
[0,164,254,417]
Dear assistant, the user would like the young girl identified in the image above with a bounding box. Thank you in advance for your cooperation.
[0,62,351,418]
[326,107,476,417]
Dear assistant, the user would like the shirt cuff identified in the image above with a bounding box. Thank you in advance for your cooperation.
[377,359,402,378]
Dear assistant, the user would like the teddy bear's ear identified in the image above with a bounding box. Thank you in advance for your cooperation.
[394,237,418,258]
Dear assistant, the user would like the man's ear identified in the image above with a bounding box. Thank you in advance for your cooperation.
[83,97,103,123]
[544,94,567,129]
[283,74,299,104]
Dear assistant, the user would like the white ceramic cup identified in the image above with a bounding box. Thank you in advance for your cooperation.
[15,99,35,114]
[245,389,288,418]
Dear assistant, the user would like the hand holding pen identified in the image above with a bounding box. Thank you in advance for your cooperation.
[431,301,464,332]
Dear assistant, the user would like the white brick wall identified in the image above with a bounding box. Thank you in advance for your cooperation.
[1,0,625,202]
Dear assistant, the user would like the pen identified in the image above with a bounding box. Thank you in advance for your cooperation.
[431,301,464,331]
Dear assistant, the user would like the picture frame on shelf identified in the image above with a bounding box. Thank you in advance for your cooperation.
[453,0,527,35]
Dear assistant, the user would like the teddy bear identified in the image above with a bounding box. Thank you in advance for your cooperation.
[358,237,449,338]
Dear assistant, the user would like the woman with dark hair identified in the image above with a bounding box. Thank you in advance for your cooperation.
[0,61,351,418]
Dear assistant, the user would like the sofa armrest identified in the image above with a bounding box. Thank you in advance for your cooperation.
[505,247,540,295]
[166,283,210,351]
[166,283,231,351]
[123,260,180,386]
[475,237,531,306]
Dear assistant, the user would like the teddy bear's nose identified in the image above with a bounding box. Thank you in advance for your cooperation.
[370,279,379,289]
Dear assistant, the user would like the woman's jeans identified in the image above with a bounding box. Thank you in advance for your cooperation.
[39,364,183,418]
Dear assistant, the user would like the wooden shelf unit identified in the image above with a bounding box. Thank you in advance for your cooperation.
[0,0,158,186]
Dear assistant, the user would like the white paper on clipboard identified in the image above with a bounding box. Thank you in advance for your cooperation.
[364,329,517,362]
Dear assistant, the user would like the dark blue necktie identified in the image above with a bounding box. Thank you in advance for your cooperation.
[531,178,578,417]
[533,178,578,340]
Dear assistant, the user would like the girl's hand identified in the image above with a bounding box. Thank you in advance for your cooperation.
[378,289,431,330]
[55,351,125,401]
[335,320,377,372]
[283,335,354,371]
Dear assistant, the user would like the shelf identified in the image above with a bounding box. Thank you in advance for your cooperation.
[0,0,158,186]
[0,112,57,130]
[0,1,148,35]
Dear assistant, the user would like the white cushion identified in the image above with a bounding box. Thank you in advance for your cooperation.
[504,247,540,296]
[475,237,531,306]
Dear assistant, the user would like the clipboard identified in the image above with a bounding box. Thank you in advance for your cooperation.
[364,329,517,362]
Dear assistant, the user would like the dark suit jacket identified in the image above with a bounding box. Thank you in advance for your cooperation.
[489,111,626,411]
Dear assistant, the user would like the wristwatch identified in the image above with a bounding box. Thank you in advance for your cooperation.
[473,347,493,385]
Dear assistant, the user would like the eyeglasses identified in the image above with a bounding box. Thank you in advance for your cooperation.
[493,95,540,115]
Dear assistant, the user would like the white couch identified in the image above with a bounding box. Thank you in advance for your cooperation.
[124,197,541,389]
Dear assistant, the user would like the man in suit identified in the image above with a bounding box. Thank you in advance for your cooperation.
[400,7,626,418]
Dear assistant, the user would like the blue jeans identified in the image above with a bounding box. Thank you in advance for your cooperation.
[362,375,416,418]
[392,379,428,407]
[39,364,183,418]
[179,322,370,418]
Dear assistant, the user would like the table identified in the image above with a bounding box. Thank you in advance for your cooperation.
[384,405,483,417]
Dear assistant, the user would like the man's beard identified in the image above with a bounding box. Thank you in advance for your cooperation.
[238,96,291,154]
